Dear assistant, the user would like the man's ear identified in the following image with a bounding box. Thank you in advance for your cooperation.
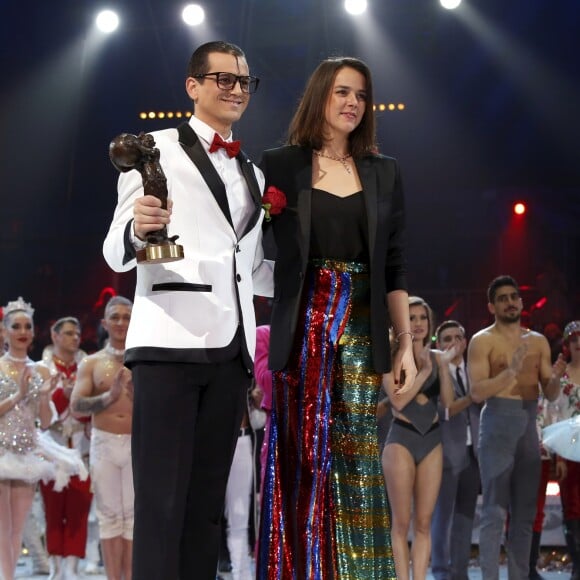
[185,77,198,102]
[487,302,495,316]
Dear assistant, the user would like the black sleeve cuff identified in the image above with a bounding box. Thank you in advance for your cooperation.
[122,219,137,265]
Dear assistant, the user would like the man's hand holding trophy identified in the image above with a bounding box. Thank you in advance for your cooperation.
[109,132,184,264]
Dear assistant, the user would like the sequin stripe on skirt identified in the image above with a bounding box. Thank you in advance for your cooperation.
[258,262,352,579]
[258,260,395,579]
[331,264,396,579]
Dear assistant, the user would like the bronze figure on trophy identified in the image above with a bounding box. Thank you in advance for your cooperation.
[109,132,184,263]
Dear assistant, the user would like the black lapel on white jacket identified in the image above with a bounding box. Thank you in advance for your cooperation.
[236,149,262,238]
[177,122,234,229]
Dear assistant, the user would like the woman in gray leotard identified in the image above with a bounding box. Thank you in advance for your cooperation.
[382,296,456,580]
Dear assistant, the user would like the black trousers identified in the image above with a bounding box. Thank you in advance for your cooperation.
[130,357,251,580]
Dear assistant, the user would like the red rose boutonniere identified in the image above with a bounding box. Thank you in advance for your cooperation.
[261,186,287,222]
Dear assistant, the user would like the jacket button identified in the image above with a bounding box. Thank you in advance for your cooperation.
[235,244,240,253]
[236,274,242,282]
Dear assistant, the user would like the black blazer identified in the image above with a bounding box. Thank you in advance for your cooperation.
[261,145,408,374]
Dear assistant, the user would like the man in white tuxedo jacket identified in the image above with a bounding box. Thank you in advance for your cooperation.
[103,41,273,580]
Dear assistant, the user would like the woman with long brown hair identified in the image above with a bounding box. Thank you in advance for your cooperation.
[257,57,416,579]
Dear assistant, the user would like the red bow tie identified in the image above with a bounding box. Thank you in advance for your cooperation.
[208,133,241,158]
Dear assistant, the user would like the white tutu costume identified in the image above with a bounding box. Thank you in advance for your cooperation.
[542,415,580,463]
[0,366,88,491]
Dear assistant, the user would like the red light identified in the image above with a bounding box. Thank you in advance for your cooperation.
[534,297,547,309]
[93,286,117,310]
[513,202,526,215]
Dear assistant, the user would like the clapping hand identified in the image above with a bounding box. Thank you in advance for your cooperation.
[509,343,528,375]
[109,367,133,404]
[39,372,59,397]
[438,343,459,366]
[17,367,32,401]
[552,353,567,379]
[61,375,76,399]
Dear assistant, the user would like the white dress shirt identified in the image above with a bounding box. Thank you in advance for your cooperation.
[450,361,472,446]
[188,115,253,237]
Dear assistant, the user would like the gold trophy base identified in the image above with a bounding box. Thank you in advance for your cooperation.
[136,243,185,264]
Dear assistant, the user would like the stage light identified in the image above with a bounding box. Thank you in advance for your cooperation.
[513,202,527,215]
[182,4,205,26]
[344,0,367,16]
[440,0,462,9]
[534,296,547,309]
[139,110,192,120]
[95,10,120,33]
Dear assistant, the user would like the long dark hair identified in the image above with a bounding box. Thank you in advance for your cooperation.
[287,57,376,158]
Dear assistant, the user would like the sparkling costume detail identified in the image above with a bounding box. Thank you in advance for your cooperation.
[0,367,87,490]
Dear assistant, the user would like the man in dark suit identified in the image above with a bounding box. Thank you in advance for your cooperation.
[431,320,481,580]
[103,41,273,580]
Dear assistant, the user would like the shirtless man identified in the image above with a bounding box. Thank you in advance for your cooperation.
[71,296,134,580]
[468,275,561,580]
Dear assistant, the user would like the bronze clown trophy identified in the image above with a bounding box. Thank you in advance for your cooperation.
[109,132,184,264]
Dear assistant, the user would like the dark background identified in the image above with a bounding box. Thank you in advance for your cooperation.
[1,0,578,354]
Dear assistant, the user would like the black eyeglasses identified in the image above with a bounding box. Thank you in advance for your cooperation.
[192,72,260,94]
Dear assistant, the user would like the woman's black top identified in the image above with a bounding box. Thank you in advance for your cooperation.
[309,188,369,262]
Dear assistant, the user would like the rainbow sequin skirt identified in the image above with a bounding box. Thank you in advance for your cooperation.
[258,260,396,579]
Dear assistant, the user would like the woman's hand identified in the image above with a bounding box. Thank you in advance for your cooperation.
[17,367,32,401]
[39,372,59,397]
[61,375,76,399]
[395,342,432,396]
[552,353,567,380]
[418,341,434,370]
[392,342,418,395]
[436,344,459,367]
[251,385,264,408]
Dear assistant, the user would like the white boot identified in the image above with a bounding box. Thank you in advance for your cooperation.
[22,511,50,574]
[48,555,63,580]
[62,555,79,579]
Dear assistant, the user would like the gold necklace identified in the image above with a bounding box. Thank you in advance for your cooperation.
[314,150,352,174]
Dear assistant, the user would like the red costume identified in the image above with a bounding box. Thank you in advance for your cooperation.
[40,356,93,558]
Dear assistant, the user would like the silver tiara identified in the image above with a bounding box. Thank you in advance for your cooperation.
[564,320,580,342]
[3,296,35,317]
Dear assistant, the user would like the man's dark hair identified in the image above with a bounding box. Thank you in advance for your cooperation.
[435,320,465,342]
[51,316,80,334]
[487,275,520,303]
[186,41,246,78]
